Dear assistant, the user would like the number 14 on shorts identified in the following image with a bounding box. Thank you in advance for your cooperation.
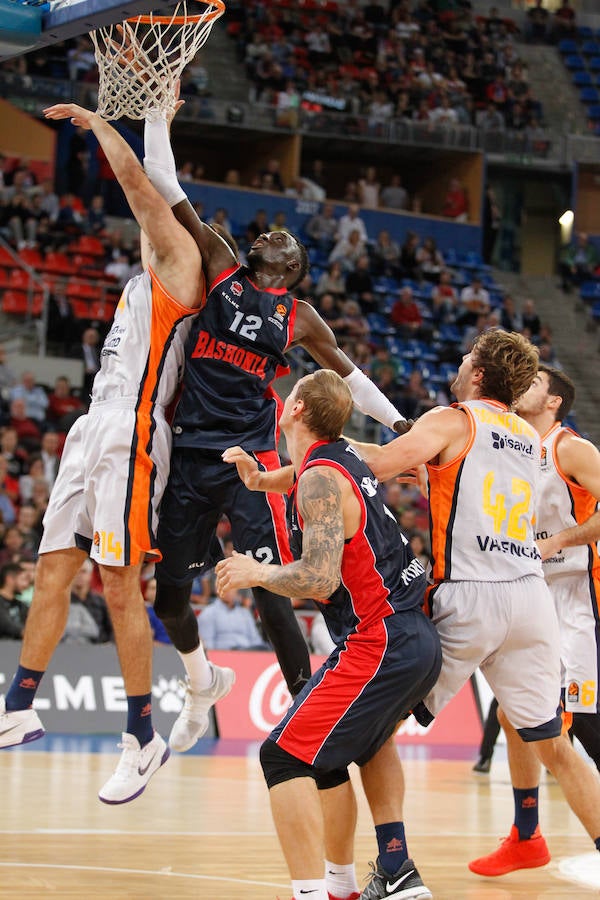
[94,530,123,561]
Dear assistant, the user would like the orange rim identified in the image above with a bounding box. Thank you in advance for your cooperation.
[129,0,225,25]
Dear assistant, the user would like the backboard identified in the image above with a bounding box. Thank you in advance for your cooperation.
[0,0,180,61]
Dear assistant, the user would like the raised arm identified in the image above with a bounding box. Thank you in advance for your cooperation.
[350,405,467,481]
[292,300,410,434]
[142,114,236,284]
[215,465,344,600]
[44,104,202,307]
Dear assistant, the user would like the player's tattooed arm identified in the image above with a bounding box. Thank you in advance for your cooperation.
[214,466,344,599]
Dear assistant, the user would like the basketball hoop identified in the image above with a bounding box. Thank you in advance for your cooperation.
[90,0,226,121]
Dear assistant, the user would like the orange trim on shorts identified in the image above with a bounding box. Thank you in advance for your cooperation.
[562,709,573,736]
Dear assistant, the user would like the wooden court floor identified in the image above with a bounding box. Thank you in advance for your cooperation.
[0,744,598,899]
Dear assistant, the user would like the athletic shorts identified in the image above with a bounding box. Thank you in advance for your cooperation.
[156,446,292,585]
[39,398,172,566]
[423,575,562,739]
[269,609,441,771]
[548,571,600,714]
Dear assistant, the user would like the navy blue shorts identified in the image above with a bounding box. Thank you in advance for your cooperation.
[269,608,442,770]
[156,446,292,585]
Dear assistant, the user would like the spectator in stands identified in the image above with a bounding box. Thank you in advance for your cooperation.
[478,102,505,132]
[345,254,376,314]
[245,208,269,243]
[259,158,285,192]
[85,194,106,236]
[57,192,85,235]
[315,260,346,300]
[417,236,445,281]
[379,173,408,210]
[442,178,468,222]
[371,229,401,277]
[0,346,16,396]
[276,80,300,128]
[357,165,381,208]
[8,398,42,454]
[559,232,599,293]
[305,202,338,251]
[338,299,370,344]
[391,286,424,338]
[40,431,61,489]
[0,525,28,568]
[35,179,60,223]
[208,207,233,235]
[552,0,576,42]
[431,270,459,324]
[0,562,28,639]
[269,210,291,234]
[77,327,101,400]
[30,477,50,528]
[482,185,501,265]
[0,455,19,518]
[335,202,368,244]
[525,0,550,43]
[459,275,491,326]
[316,293,346,333]
[500,295,522,332]
[47,376,85,432]
[15,502,42,558]
[521,298,541,339]
[396,369,435,421]
[198,588,269,651]
[1,426,26,479]
[70,558,113,644]
[18,454,45,503]
[46,290,78,356]
[329,228,367,273]
[400,231,421,281]
[9,372,48,426]
[285,177,325,203]
[370,345,402,384]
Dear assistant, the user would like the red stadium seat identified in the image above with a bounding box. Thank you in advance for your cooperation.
[2,290,43,316]
[72,235,106,257]
[18,247,44,269]
[42,252,77,275]
[8,268,35,291]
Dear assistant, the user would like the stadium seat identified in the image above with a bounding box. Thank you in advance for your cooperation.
[2,290,43,315]
[0,245,16,268]
[587,104,600,119]
[558,39,578,54]
[66,280,103,301]
[578,26,594,39]
[582,41,600,56]
[71,235,106,257]
[42,252,76,275]
[564,55,585,70]
[8,268,35,291]
[580,87,599,103]
[580,281,600,301]
[17,247,44,269]
[573,71,592,86]
[590,57,600,72]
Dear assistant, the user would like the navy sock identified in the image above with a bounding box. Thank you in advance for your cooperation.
[5,666,45,711]
[376,821,408,874]
[514,787,539,839]
[126,694,153,747]
[595,837,600,853]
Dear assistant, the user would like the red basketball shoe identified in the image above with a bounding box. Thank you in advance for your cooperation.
[468,825,551,876]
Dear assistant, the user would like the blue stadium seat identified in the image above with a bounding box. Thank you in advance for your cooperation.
[558,39,578,54]
[587,104,600,119]
[564,55,585,70]
[582,41,600,56]
[592,301,600,321]
[573,70,592,86]
[580,281,600,301]
[366,313,393,336]
[578,26,594,39]
[590,57,600,72]
[580,86,599,103]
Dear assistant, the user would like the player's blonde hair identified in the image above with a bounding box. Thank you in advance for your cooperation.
[471,329,539,407]
[295,369,353,441]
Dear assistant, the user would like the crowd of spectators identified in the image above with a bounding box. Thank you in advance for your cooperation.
[228,0,545,139]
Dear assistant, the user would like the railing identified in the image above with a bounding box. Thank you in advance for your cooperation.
[1,71,599,167]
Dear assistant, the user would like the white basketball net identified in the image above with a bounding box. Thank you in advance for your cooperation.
[90,1,225,121]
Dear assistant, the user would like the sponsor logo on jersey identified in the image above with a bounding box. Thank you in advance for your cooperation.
[472,406,537,438]
[568,681,580,702]
[490,430,535,456]
[360,475,378,497]
[268,303,289,331]
[93,532,100,547]
[400,557,425,586]
[541,446,548,467]
[231,281,243,297]
[476,535,542,559]
[191,329,269,379]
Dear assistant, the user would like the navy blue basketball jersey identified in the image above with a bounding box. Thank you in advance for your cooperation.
[289,439,427,645]
[173,265,297,451]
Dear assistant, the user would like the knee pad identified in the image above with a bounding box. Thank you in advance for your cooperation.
[153,581,198,653]
[154,581,192,620]
[260,738,316,789]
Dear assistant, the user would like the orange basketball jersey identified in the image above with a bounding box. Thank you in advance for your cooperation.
[427,399,543,583]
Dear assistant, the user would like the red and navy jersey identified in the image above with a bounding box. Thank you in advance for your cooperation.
[173,265,297,451]
[289,439,427,646]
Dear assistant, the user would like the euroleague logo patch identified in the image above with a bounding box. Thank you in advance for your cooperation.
[231,281,243,297]
[568,681,580,702]
[268,302,289,331]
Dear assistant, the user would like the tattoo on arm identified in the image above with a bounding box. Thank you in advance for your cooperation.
[259,467,344,599]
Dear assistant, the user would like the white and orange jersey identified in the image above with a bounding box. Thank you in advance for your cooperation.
[91,266,199,410]
[427,399,543,583]
[538,422,600,579]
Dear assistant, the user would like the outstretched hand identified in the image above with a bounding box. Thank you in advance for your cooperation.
[43,103,96,129]
[221,446,263,491]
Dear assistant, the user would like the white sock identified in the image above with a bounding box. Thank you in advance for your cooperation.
[178,646,212,691]
[291,879,328,900]
[325,861,359,899]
